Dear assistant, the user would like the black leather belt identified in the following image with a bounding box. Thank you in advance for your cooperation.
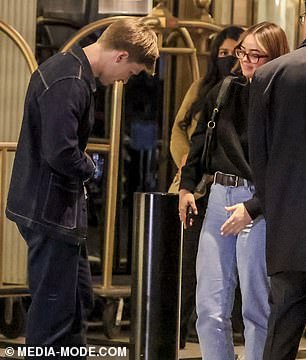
[213,171,247,187]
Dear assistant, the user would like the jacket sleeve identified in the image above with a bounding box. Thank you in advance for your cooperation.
[179,84,219,192]
[38,78,95,181]
[170,80,201,168]
[244,195,262,220]
[248,71,269,213]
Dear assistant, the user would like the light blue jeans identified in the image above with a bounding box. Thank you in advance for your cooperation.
[196,183,270,360]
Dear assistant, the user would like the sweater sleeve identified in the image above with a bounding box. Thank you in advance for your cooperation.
[244,195,263,220]
[170,80,201,168]
[248,71,269,213]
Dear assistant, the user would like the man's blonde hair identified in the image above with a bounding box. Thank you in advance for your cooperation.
[98,18,159,75]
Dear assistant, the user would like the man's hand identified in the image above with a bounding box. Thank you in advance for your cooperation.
[220,203,253,236]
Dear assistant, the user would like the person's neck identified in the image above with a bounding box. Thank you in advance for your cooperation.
[83,42,104,77]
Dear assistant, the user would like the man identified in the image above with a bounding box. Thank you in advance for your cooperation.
[248,8,306,360]
[6,18,158,351]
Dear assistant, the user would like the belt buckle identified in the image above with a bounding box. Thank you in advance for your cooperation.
[228,175,239,187]
[233,175,239,187]
[213,171,221,185]
[226,173,239,187]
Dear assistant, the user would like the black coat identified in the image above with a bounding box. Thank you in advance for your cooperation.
[6,46,96,243]
[249,42,306,275]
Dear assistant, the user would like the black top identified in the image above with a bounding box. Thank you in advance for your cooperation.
[180,76,262,219]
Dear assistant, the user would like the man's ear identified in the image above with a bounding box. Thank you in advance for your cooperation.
[115,50,129,63]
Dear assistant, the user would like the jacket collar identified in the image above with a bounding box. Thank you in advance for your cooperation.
[69,45,96,92]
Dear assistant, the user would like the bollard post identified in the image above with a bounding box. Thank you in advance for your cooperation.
[130,192,182,360]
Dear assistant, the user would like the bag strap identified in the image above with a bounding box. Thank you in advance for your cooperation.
[208,75,235,129]
[200,75,236,169]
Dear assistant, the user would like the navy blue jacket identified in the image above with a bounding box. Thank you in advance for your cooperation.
[6,45,96,244]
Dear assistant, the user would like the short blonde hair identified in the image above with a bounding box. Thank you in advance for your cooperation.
[98,18,159,75]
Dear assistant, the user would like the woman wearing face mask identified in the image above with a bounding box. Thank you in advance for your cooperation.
[179,22,289,359]
[170,26,244,194]
[169,26,244,349]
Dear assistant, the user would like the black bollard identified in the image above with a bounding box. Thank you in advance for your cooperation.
[130,192,182,360]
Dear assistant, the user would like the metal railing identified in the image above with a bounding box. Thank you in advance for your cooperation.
[60,15,202,297]
[0,20,37,73]
[0,20,37,294]
[0,143,26,294]
[0,14,222,297]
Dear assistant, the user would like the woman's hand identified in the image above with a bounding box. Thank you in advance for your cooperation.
[179,189,198,229]
[220,203,253,236]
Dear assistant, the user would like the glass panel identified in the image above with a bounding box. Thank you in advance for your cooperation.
[98,0,153,15]
[214,0,252,26]
[256,0,301,49]
[213,0,233,25]
[88,69,163,275]
[233,0,249,25]
[86,151,108,275]
[43,0,86,14]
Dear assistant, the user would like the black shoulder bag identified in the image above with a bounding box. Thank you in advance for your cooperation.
[194,75,235,198]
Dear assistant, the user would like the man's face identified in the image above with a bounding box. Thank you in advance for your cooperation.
[98,51,146,86]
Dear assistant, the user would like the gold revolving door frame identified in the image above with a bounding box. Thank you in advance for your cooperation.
[0,20,37,294]
[0,20,37,74]
[60,15,207,298]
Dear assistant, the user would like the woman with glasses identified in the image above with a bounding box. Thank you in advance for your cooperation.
[179,22,289,360]
[169,26,244,349]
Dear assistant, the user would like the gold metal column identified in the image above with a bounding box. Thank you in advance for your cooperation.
[0,145,6,288]
[99,80,125,295]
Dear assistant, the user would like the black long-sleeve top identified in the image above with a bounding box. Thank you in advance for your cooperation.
[180,76,262,219]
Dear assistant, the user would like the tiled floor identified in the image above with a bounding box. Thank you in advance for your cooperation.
[1,333,306,359]
[179,339,306,359]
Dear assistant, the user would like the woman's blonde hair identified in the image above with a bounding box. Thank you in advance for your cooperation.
[237,21,290,61]
[98,18,159,75]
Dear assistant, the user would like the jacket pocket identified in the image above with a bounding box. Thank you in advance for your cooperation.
[42,173,79,229]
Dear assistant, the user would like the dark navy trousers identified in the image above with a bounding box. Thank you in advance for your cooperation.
[263,271,306,360]
[18,225,93,354]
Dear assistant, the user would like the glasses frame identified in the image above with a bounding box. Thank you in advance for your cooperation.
[235,48,268,64]
[299,13,306,25]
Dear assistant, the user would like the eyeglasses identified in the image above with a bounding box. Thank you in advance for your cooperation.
[235,48,268,64]
[299,13,306,25]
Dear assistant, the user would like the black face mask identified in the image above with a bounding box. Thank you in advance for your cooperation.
[217,55,237,78]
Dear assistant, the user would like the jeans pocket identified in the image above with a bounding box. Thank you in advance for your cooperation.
[42,173,79,229]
